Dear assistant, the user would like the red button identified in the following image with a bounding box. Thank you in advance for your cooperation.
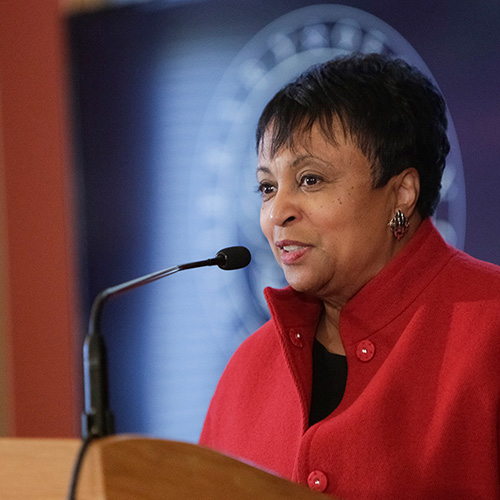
[289,329,304,347]
[307,470,328,492]
[356,340,375,361]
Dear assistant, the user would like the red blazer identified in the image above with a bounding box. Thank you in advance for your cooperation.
[200,220,500,499]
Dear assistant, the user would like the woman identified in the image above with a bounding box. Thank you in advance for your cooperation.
[200,53,500,499]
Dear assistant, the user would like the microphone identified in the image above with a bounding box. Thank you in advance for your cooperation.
[212,246,252,270]
[89,246,251,327]
[81,246,251,439]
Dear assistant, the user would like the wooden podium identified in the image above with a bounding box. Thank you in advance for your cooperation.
[0,435,332,499]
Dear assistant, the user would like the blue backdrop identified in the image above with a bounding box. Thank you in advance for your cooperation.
[68,0,500,442]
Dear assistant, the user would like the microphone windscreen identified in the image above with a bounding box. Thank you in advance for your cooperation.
[216,246,251,270]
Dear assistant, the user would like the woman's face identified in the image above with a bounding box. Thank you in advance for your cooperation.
[257,125,401,305]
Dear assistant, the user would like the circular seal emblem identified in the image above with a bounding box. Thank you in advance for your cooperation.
[191,4,466,342]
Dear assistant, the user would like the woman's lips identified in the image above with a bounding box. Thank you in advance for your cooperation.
[275,241,311,265]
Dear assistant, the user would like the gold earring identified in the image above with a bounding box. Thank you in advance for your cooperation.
[388,209,409,240]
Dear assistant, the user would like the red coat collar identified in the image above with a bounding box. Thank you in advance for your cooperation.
[264,219,456,347]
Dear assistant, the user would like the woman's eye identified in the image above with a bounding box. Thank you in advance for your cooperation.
[300,175,321,187]
[258,182,275,196]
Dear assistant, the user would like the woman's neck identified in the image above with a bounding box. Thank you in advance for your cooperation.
[316,305,345,355]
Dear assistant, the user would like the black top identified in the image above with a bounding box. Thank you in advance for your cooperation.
[309,339,348,427]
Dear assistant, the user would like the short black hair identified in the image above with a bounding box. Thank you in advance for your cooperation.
[256,53,450,218]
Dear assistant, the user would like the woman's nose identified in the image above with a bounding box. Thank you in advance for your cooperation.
[269,190,298,226]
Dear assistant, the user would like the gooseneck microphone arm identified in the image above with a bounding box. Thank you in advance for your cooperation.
[81,246,251,440]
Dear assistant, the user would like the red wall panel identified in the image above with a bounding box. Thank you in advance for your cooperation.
[0,2,80,437]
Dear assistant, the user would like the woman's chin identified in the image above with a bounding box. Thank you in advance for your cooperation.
[286,278,321,296]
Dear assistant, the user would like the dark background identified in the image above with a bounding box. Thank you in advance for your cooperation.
[68,0,500,441]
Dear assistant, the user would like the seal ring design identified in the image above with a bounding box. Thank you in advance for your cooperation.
[191,4,466,337]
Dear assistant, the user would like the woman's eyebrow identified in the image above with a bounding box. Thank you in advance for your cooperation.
[256,165,271,175]
[291,154,313,168]
[291,154,331,169]
[256,154,330,175]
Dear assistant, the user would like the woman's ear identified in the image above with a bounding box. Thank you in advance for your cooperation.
[393,168,420,218]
